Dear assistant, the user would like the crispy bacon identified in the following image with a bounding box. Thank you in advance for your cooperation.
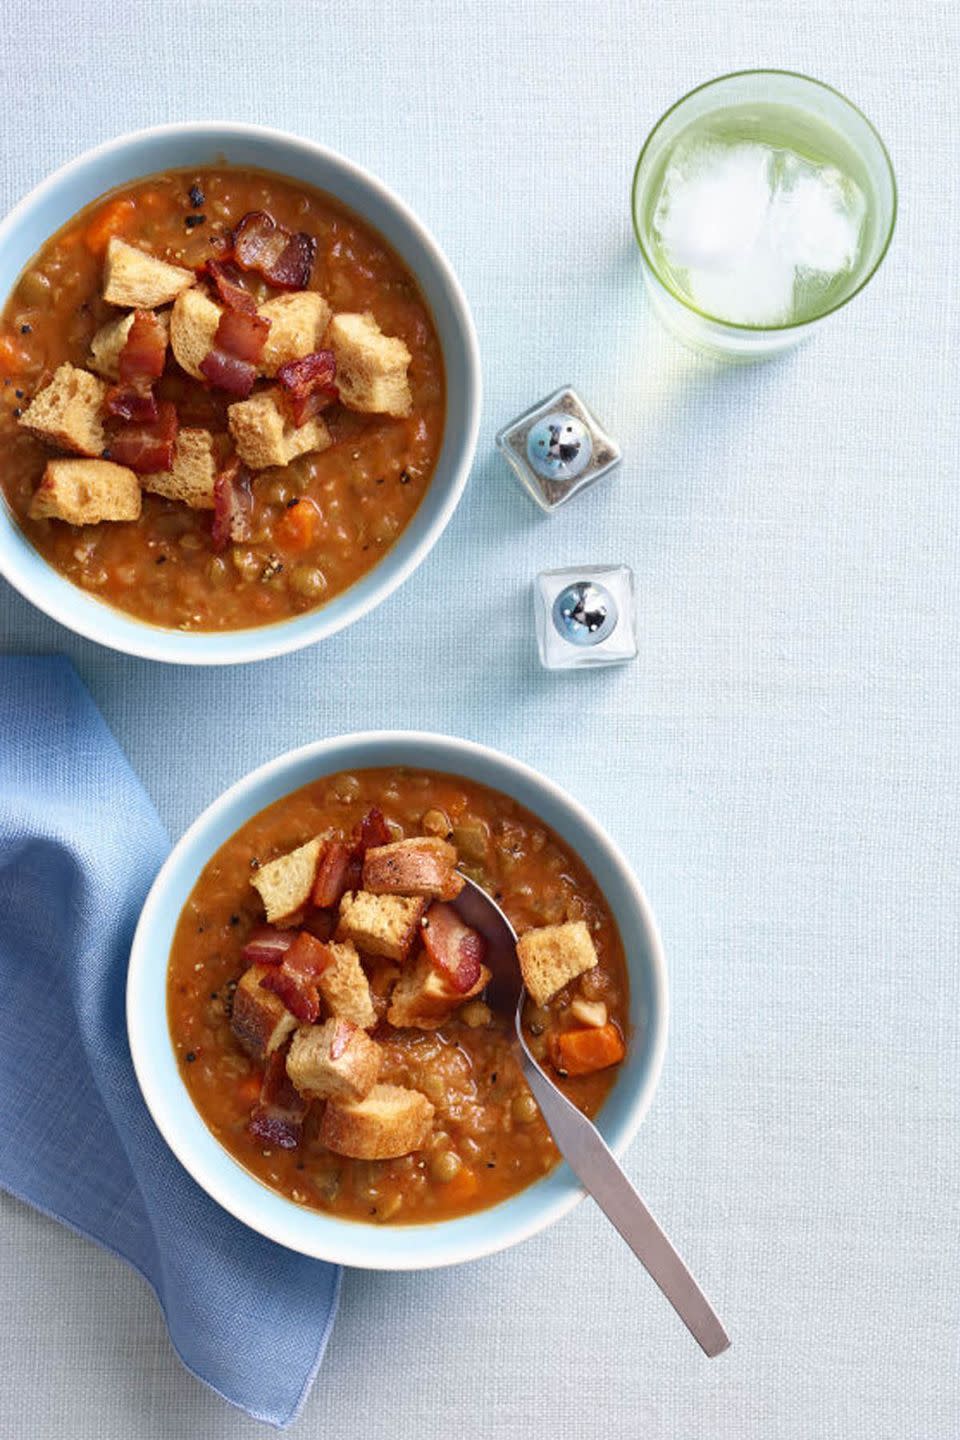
[231,211,317,290]
[248,1049,308,1150]
[259,932,332,1023]
[241,926,297,966]
[199,346,257,397]
[118,310,168,384]
[203,258,258,314]
[216,307,270,365]
[276,350,337,426]
[421,902,486,994]
[104,385,159,422]
[311,840,355,909]
[211,458,253,551]
[354,807,392,854]
[107,400,178,473]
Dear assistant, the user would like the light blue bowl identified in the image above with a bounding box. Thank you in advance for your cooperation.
[0,124,481,664]
[127,733,668,1269]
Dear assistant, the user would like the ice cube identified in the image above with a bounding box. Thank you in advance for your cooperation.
[652,137,866,326]
[655,141,771,271]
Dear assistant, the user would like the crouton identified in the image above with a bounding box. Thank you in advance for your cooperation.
[387,950,491,1030]
[336,890,426,963]
[88,309,171,379]
[18,363,106,456]
[169,287,222,380]
[516,920,598,1007]
[362,837,464,900]
[315,939,377,1029]
[230,964,298,1059]
[318,1082,434,1160]
[286,1018,381,1102]
[227,389,332,471]
[28,458,141,525]
[324,311,412,417]
[102,237,194,308]
[140,427,217,509]
[251,836,324,924]
[258,292,333,377]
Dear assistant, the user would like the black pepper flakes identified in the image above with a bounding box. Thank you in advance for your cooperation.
[229,913,240,927]
[12,407,21,419]
[19,324,31,335]
[286,496,299,508]
[399,470,411,485]
[14,389,23,399]
[185,1051,197,1063]
[188,183,205,209]
[486,1161,496,1169]
[155,554,167,565]
[375,476,385,485]
[184,214,206,230]
[102,448,111,460]
[250,857,261,870]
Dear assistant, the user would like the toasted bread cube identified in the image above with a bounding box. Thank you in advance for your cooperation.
[28,458,140,525]
[324,311,412,417]
[337,890,426,963]
[103,237,194,308]
[18,363,106,456]
[88,309,171,379]
[230,964,298,1059]
[227,389,332,471]
[387,950,490,1030]
[170,287,222,380]
[315,940,377,1029]
[251,836,324,924]
[319,1082,434,1160]
[286,1018,381,1102]
[141,427,217,509]
[362,837,464,900]
[259,292,333,377]
[517,921,598,1007]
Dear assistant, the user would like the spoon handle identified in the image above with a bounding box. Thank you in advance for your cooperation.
[522,1061,730,1358]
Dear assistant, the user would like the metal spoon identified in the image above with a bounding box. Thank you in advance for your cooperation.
[453,877,730,1358]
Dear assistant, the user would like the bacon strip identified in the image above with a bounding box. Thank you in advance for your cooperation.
[199,346,257,398]
[216,307,270,366]
[211,458,253,552]
[248,1049,308,1150]
[107,400,178,474]
[231,211,317,290]
[118,310,168,383]
[203,258,258,314]
[241,926,297,966]
[311,840,356,909]
[104,385,159,422]
[420,902,487,994]
[354,807,392,854]
[259,931,332,1023]
[276,350,337,426]
[106,310,168,422]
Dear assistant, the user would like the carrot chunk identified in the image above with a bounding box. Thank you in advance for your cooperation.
[550,1023,625,1077]
[439,1165,479,1204]
[276,497,320,552]
[0,334,26,375]
[84,197,137,254]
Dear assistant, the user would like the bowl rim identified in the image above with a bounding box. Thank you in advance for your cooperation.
[126,732,669,1269]
[0,121,481,664]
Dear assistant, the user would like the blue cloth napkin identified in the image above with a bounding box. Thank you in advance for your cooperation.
[0,655,341,1428]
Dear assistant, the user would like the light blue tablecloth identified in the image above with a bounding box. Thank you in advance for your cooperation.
[1,2,958,1438]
